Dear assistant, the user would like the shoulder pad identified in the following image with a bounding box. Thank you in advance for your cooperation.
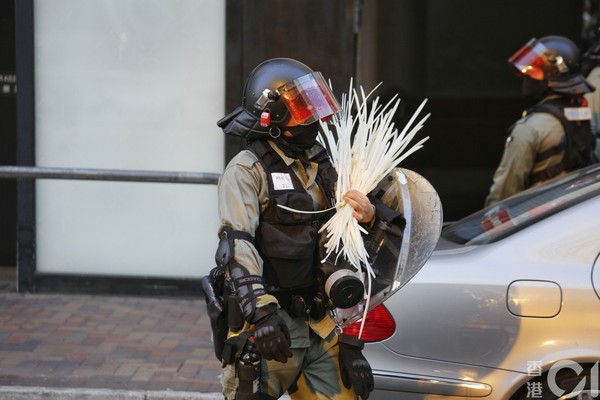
[230,149,261,169]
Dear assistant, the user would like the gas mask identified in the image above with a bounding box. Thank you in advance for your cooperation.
[317,257,365,309]
[315,232,366,310]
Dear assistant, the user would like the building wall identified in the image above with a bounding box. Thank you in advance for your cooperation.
[32,0,225,278]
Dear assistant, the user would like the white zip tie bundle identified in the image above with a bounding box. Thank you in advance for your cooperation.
[319,81,430,270]
[318,81,430,336]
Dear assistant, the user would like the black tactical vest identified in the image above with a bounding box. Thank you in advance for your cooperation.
[246,140,337,289]
[526,97,594,185]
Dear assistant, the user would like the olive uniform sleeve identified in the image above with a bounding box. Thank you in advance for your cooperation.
[485,121,538,207]
[217,150,278,309]
[584,66,600,162]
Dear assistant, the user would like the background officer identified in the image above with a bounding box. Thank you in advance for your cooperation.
[485,36,595,207]
[583,38,600,162]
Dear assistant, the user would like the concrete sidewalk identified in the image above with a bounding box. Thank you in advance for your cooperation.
[0,386,223,399]
[0,284,224,399]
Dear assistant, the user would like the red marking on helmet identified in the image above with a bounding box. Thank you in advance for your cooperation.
[260,111,271,127]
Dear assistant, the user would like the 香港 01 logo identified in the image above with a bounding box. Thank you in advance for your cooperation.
[526,360,599,398]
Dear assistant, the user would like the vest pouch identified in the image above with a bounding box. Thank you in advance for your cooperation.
[259,221,316,288]
[271,192,318,223]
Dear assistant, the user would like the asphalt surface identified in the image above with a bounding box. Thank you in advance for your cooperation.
[0,267,225,399]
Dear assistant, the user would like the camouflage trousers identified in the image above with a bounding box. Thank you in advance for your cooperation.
[221,328,356,399]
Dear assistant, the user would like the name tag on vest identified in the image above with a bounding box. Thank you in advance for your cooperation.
[272,173,294,190]
[564,107,591,121]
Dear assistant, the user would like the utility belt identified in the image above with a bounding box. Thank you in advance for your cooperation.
[269,286,325,320]
[201,268,326,361]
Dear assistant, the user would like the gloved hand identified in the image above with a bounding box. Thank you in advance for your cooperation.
[338,333,374,399]
[253,311,292,363]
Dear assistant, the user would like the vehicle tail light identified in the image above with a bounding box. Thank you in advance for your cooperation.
[342,304,396,343]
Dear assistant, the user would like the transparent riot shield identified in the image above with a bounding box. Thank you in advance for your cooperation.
[329,168,443,328]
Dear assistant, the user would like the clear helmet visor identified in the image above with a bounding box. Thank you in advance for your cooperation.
[508,38,560,81]
[277,72,342,125]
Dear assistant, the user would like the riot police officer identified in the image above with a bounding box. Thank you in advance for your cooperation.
[214,58,375,400]
[583,37,600,162]
[485,36,595,206]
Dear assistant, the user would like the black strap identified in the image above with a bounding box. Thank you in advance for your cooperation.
[220,226,254,243]
[247,140,283,169]
[338,332,365,349]
[221,331,253,366]
[533,101,569,162]
[526,99,573,183]
[215,227,255,269]
[529,163,566,184]
[369,195,405,226]
[234,275,263,287]
[234,274,267,309]
[247,140,337,209]
[535,138,567,163]
[270,286,316,310]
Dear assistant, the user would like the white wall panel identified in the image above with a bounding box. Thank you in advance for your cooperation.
[34,0,224,277]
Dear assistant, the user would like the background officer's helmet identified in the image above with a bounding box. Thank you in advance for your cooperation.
[509,35,593,96]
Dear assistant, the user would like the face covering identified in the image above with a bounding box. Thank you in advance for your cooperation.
[280,122,320,149]
[522,76,549,100]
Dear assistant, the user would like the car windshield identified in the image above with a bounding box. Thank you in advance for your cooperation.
[442,164,600,245]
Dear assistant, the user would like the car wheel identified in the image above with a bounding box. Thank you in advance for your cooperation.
[511,365,597,400]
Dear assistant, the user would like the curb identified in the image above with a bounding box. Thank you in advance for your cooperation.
[0,387,224,400]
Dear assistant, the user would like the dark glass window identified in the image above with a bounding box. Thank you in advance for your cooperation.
[442,164,600,245]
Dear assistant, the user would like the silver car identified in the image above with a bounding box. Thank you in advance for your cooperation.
[349,163,600,400]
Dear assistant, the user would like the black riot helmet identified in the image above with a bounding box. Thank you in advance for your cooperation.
[217,58,341,140]
[508,36,594,96]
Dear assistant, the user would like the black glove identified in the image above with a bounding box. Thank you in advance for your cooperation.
[253,311,292,363]
[338,333,374,399]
